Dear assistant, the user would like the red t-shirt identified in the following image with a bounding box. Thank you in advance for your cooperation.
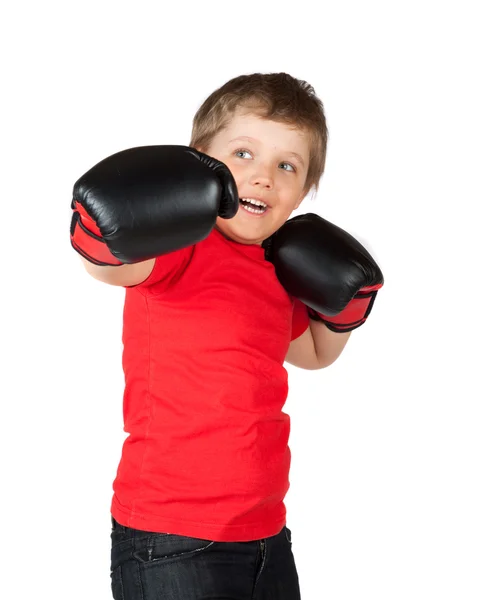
[110,227,309,542]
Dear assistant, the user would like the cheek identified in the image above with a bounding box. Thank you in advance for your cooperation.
[224,160,245,187]
[278,180,303,202]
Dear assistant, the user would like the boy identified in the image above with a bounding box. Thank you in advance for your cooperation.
[71,73,383,600]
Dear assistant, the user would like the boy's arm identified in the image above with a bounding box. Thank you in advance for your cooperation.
[309,320,352,367]
[284,322,351,370]
[79,256,155,287]
[70,145,239,279]
[266,213,383,371]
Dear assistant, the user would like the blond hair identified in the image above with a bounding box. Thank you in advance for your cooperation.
[190,72,328,195]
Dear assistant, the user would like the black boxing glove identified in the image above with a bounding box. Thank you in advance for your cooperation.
[263,213,384,332]
[70,145,239,266]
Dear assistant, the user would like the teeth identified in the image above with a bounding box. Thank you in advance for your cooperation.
[240,197,268,208]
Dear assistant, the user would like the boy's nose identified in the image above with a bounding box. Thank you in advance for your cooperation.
[249,168,273,189]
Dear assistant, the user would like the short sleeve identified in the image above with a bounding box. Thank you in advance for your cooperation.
[290,298,310,341]
[124,244,194,294]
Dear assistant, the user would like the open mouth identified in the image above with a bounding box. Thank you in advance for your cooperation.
[239,198,269,215]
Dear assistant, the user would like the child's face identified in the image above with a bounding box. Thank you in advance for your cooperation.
[201,108,311,246]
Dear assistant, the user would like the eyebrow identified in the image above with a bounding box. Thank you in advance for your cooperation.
[228,136,306,167]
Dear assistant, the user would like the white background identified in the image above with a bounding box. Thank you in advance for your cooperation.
[2,1,484,598]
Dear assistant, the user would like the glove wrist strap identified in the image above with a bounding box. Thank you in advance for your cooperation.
[308,285,381,333]
[70,201,123,266]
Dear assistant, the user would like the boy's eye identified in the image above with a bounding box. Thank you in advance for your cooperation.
[234,149,296,173]
[235,149,251,159]
[279,162,296,172]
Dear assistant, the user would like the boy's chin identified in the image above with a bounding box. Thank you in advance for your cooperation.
[214,220,271,246]
[215,210,294,246]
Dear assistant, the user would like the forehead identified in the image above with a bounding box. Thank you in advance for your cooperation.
[221,109,311,156]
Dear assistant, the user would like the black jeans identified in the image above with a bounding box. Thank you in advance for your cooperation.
[110,516,301,600]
